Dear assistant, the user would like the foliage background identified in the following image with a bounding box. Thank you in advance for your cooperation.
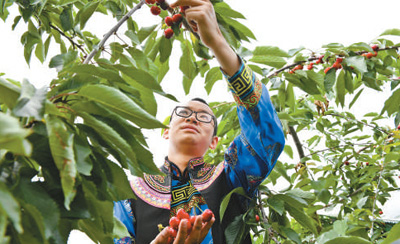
[1,0,400,243]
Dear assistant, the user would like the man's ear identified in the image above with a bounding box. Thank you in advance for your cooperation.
[209,136,219,150]
[162,127,170,140]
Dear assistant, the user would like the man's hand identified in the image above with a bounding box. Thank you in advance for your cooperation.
[170,0,223,50]
[170,0,240,76]
[151,215,215,244]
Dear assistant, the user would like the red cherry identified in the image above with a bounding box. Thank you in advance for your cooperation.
[177,209,190,220]
[366,52,374,59]
[164,28,174,39]
[145,0,156,4]
[324,67,332,74]
[255,215,260,222]
[307,63,314,70]
[202,209,214,222]
[150,5,161,15]
[289,70,294,74]
[332,62,342,70]
[373,51,378,57]
[336,57,343,63]
[172,13,183,24]
[294,64,303,70]
[379,210,383,215]
[169,216,180,230]
[315,59,321,65]
[366,162,369,166]
[344,161,350,166]
[164,16,173,26]
[397,124,400,130]
[371,45,379,51]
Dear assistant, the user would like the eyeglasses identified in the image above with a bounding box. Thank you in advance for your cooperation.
[172,106,216,124]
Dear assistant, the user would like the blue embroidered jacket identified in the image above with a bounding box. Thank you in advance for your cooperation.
[114,58,285,244]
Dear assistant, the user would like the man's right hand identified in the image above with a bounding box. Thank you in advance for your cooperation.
[151,215,215,244]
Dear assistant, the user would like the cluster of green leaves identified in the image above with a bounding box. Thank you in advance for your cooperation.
[0,0,257,243]
[211,36,400,243]
[1,0,400,243]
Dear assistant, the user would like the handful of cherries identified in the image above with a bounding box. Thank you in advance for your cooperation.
[164,209,214,243]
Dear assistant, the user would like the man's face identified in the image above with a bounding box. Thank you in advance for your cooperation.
[163,100,218,152]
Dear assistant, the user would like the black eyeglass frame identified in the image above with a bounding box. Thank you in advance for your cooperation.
[169,106,218,136]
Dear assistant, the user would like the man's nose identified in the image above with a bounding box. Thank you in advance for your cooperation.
[185,113,198,124]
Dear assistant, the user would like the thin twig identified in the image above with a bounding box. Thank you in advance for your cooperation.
[328,113,389,135]
[49,24,87,55]
[83,0,146,64]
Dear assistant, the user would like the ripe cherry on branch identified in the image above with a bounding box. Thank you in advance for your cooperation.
[164,28,174,39]
[150,5,161,15]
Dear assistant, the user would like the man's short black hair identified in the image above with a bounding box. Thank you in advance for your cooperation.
[169,97,218,137]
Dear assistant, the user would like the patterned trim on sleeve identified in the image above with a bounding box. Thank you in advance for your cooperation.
[227,62,255,100]
[232,79,263,110]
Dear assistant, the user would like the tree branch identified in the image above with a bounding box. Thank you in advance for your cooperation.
[267,46,400,78]
[83,0,146,64]
[289,125,305,160]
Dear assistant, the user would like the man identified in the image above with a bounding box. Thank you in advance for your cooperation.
[114,0,285,243]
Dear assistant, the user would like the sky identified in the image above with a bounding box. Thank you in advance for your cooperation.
[1,0,400,242]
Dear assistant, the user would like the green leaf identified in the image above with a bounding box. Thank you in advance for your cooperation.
[349,88,363,109]
[345,56,367,74]
[214,2,245,19]
[110,63,163,92]
[0,113,32,155]
[76,1,100,29]
[60,6,73,31]
[336,70,346,107]
[74,135,93,176]
[76,111,143,176]
[49,51,78,71]
[381,222,400,244]
[282,227,301,244]
[283,145,293,159]
[324,68,336,92]
[220,187,248,222]
[45,114,77,210]
[318,189,331,204]
[381,88,400,116]
[159,37,172,63]
[77,85,165,128]
[0,182,22,233]
[13,179,61,239]
[13,79,47,120]
[344,70,354,93]
[249,55,286,69]
[113,217,131,239]
[325,236,370,244]
[205,67,223,94]
[267,195,285,215]
[65,63,125,83]
[285,203,318,235]
[356,196,368,209]
[138,24,157,43]
[221,16,256,40]
[380,28,400,36]
[224,214,248,244]
[180,40,196,80]
[253,46,290,57]
[0,78,21,109]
